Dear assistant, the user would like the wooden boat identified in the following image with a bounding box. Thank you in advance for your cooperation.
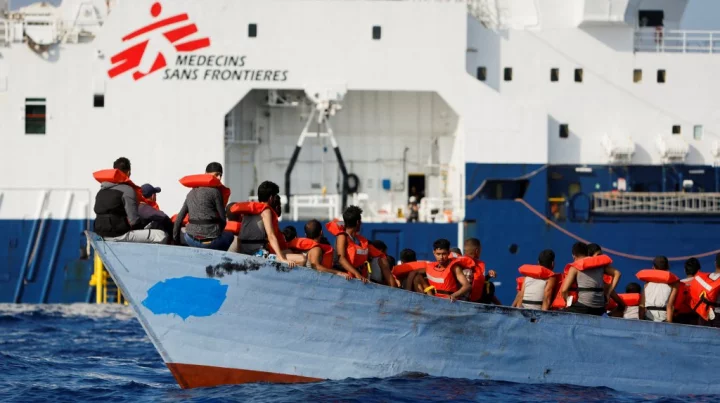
[87,231,720,394]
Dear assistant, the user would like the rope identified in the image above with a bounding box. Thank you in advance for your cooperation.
[516,198,720,262]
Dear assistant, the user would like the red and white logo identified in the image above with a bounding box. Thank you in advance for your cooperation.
[107,2,211,80]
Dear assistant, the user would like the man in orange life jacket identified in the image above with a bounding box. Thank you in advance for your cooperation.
[639,256,679,323]
[560,242,621,316]
[414,238,472,301]
[235,181,301,267]
[462,238,499,304]
[333,206,395,286]
[694,253,720,328]
[674,257,701,325]
[587,243,625,314]
[512,249,557,311]
[93,157,167,244]
[173,162,234,251]
[138,183,173,238]
[289,219,350,279]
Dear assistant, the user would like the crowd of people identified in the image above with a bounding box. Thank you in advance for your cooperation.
[92,157,720,328]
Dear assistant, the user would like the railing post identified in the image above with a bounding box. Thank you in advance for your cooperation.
[712,32,715,54]
[683,31,687,53]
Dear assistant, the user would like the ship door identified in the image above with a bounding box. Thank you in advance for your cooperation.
[638,10,664,27]
[408,174,425,203]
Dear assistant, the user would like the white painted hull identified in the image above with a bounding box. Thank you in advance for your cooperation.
[89,231,720,394]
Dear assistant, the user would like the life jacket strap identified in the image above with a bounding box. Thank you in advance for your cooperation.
[577,287,604,292]
[646,306,667,311]
[522,299,542,306]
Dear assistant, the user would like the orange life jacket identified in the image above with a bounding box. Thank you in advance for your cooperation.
[675,279,694,314]
[518,264,560,307]
[426,260,460,299]
[516,277,524,292]
[391,261,428,278]
[173,174,232,227]
[551,254,612,309]
[636,269,686,314]
[607,292,641,310]
[325,219,384,276]
[289,237,333,268]
[689,272,720,321]
[467,258,487,302]
[224,220,241,235]
[231,201,287,253]
[93,169,148,205]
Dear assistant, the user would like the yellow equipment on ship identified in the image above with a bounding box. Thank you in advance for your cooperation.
[89,253,127,305]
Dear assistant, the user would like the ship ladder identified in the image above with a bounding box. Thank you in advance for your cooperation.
[89,253,127,305]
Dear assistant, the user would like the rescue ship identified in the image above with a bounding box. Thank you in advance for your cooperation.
[2,0,720,305]
[88,231,720,394]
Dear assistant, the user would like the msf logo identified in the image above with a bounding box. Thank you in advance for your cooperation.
[108,2,210,80]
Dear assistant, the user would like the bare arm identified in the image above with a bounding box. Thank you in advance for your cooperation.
[335,234,367,283]
[604,266,621,298]
[666,283,678,323]
[512,279,526,308]
[308,247,349,279]
[377,257,397,288]
[561,268,578,304]
[450,266,471,302]
[542,276,558,311]
[261,209,293,266]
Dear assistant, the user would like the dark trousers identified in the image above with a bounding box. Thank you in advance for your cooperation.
[184,231,234,251]
[565,303,606,316]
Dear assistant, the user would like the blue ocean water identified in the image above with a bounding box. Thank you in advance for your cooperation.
[0,304,717,403]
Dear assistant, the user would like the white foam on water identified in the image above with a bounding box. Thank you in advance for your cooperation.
[0,303,136,321]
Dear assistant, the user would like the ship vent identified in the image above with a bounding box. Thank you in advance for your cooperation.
[655,135,689,164]
[601,133,635,164]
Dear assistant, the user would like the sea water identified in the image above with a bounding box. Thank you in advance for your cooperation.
[0,304,715,402]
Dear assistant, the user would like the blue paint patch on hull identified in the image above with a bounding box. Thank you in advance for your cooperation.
[142,276,228,320]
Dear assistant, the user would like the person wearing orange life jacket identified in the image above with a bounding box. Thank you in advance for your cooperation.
[560,242,621,316]
[412,239,472,301]
[392,248,429,292]
[513,249,558,311]
[461,238,499,304]
[690,253,720,328]
[328,205,395,287]
[232,181,301,267]
[93,157,168,244]
[608,282,642,319]
[638,256,679,323]
[172,162,235,251]
[137,183,173,238]
[672,257,701,325]
[587,243,626,314]
[289,219,350,280]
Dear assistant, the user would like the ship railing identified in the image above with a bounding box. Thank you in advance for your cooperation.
[634,28,720,54]
[592,192,720,214]
[419,197,462,223]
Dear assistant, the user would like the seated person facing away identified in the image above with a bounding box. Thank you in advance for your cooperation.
[461,238,498,304]
[587,243,625,314]
[173,162,234,251]
[138,183,173,238]
[330,205,395,287]
[288,219,350,279]
[93,157,167,244]
[513,249,558,311]
[640,256,679,323]
[235,181,301,267]
[414,239,472,301]
[282,226,298,243]
[561,242,621,316]
[619,282,642,320]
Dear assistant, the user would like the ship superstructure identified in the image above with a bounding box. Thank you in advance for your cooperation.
[1,0,719,303]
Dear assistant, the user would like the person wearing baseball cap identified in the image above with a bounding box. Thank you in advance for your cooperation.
[138,183,172,239]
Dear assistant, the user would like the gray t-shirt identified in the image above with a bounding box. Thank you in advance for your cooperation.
[173,187,226,241]
[576,267,605,308]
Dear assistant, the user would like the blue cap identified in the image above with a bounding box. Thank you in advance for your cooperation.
[141,184,161,198]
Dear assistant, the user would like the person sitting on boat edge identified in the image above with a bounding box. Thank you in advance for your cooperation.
[326,206,395,286]
[688,253,720,328]
[282,225,298,243]
[413,238,472,301]
[172,162,235,251]
[611,282,641,320]
[92,157,168,244]
[673,258,701,325]
[368,240,397,285]
[288,219,350,279]
[138,183,173,239]
[512,249,558,311]
[587,243,625,315]
[461,238,499,304]
[230,181,301,267]
[638,256,679,323]
[560,242,621,316]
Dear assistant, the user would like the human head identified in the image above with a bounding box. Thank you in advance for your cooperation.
[226,203,241,221]
[257,181,281,215]
[399,248,417,263]
[205,162,223,179]
[626,282,641,294]
[432,238,451,265]
[304,219,323,240]
[571,242,588,260]
[282,226,297,242]
[464,238,481,259]
[538,249,555,270]
[587,243,602,256]
[450,247,462,258]
[371,240,388,254]
[140,183,161,201]
[113,157,131,176]
[342,205,363,230]
[684,257,701,277]
[652,256,669,271]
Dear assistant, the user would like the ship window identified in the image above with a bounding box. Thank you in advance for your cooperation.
[657,69,666,83]
[477,66,487,81]
[474,179,530,200]
[633,69,642,83]
[672,125,681,135]
[550,68,559,82]
[372,26,381,40]
[638,10,664,28]
[559,124,569,138]
[248,23,257,38]
[504,67,512,81]
[694,125,703,140]
[574,68,583,83]
[25,98,46,135]
[93,94,104,108]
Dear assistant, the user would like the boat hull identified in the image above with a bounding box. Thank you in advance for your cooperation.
[88,232,720,394]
